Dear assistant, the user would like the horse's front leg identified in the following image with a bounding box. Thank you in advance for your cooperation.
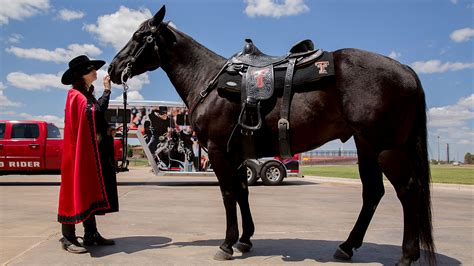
[208,144,245,260]
[235,164,255,253]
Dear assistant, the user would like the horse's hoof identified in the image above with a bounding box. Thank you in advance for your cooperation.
[214,248,233,261]
[235,241,252,253]
[333,247,352,260]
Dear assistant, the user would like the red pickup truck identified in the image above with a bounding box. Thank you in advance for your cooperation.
[0,120,123,173]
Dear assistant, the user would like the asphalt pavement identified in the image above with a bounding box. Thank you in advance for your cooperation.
[0,167,472,265]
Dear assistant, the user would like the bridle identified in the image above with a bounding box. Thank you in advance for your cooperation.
[120,21,165,90]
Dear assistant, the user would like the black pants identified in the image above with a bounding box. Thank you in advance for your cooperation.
[62,215,97,240]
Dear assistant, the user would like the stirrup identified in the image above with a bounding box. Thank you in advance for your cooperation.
[238,100,262,131]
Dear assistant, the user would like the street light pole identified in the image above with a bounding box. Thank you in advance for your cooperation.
[437,136,440,164]
[446,143,450,163]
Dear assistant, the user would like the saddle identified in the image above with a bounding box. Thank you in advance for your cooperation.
[214,39,335,158]
[230,38,316,67]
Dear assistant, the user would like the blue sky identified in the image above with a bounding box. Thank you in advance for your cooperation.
[0,0,472,161]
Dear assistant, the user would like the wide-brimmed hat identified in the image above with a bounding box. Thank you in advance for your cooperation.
[61,55,105,85]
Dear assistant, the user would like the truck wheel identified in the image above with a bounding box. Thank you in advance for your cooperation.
[246,165,258,186]
[260,161,286,186]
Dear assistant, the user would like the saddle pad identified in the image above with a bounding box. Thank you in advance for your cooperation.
[245,65,274,100]
[217,51,335,96]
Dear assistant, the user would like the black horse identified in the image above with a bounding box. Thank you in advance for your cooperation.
[108,6,434,266]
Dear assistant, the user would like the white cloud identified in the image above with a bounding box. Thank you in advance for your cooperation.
[428,94,474,157]
[110,70,149,101]
[0,82,22,109]
[428,94,474,127]
[0,111,64,128]
[6,72,63,91]
[411,60,474,74]
[57,9,84,21]
[0,0,50,25]
[8,34,23,44]
[6,44,102,63]
[5,67,135,93]
[94,69,148,96]
[431,126,474,160]
[84,6,152,51]
[115,90,144,101]
[123,73,150,90]
[244,0,309,18]
[388,51,401,60]
[450,0,458,4]
[450,27,474,42]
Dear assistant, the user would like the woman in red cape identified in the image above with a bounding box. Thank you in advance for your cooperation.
[58,55,119,253]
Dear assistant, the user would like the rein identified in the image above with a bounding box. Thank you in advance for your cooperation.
[118,22,163,171]
[187,61,230,120]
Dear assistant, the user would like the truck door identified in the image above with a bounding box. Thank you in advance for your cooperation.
[45,123,63,170]
[4,123,43,170]
[0,122,6,170]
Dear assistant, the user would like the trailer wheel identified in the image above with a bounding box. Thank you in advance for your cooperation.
[246,164,258,186]
[260,161,286,186]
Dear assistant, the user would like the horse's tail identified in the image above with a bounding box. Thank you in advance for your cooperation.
[408,66,436,265]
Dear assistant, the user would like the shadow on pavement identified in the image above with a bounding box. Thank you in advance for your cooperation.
[169,238,460,265]
[87,236,172,257]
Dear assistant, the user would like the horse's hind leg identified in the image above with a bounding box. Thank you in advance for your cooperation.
[235,164,255,253]
[379,149,421,266]
[335,137,384,260]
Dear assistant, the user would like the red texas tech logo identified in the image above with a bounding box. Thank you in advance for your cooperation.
[315,61,330,74]
[253,67,269,89]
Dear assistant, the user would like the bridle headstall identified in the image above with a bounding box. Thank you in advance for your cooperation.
[120,21,166,90]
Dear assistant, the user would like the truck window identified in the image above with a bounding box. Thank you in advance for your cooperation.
[0,123,5,139]
[47,124,62,139]
[11,123,40,139]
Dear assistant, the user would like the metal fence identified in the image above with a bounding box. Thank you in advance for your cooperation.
[300,150,358,165]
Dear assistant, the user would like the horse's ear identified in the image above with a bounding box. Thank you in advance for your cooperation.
[152,5,166,26]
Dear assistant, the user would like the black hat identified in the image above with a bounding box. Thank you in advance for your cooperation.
[61,55,105,85]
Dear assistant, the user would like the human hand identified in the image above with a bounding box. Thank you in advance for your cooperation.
[103,74,111,91]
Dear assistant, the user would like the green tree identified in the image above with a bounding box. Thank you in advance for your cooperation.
[127,144,134,158]
[464,152,473,164]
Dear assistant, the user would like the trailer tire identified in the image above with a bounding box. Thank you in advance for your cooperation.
[246,164,259,186]
[260,161,286,186]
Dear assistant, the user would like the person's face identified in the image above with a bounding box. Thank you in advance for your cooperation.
[82,66,97,86]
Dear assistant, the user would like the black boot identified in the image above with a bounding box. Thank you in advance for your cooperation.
[83,232,115,246]
[60,224,88,254]
[83,215,115,246]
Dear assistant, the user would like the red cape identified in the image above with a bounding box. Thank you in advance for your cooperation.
[58,88,110,224]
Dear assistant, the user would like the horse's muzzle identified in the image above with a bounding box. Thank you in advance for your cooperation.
[107,63,122,84]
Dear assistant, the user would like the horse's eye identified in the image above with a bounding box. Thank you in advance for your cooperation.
[134,32,141,39]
